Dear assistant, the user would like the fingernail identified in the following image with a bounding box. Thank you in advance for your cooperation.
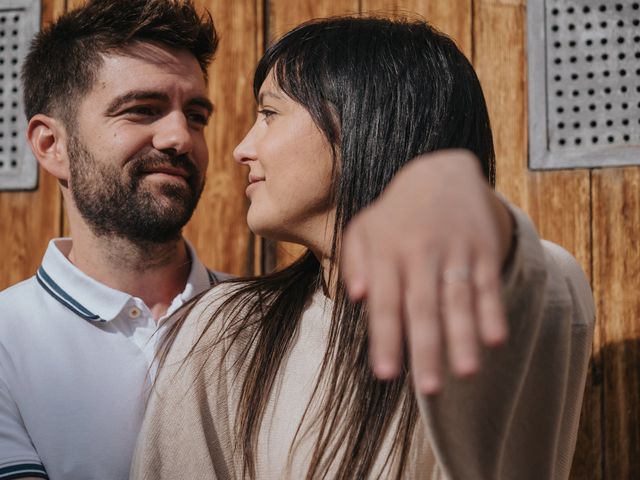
[348,279,366,300]
[420,375,441,395]
[456,358,478,377]
[492,325,508,344]
[374,361,397,379]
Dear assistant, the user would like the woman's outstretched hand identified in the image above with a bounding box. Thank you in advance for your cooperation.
[342,149,514,395]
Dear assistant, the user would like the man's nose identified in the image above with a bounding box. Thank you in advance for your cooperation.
[153,111,194,156]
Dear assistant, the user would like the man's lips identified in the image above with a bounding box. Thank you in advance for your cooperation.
[142,165,190,179]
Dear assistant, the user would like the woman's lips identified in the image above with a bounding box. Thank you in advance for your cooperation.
[246,175,265,195]
[248,174,265,184]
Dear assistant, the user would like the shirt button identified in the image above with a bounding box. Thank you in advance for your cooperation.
[129,307,141,318]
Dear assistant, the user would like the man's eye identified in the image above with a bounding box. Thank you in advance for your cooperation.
[188,112,209,126]
[124,106,158,116]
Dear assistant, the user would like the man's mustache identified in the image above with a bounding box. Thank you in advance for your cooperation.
[129,153,200,183]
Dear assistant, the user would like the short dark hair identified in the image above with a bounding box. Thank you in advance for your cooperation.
[22,0,218,123]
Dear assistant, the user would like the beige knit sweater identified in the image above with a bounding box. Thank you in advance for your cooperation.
[131,205,595,480]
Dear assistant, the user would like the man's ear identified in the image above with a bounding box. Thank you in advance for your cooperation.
[27,114,70,182]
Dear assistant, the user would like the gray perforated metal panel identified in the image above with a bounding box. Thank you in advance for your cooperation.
[0,0,39,190]
[528,0,640,169]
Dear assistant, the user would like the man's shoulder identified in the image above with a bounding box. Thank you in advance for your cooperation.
[0,275,45,330]
[0,275,40,308]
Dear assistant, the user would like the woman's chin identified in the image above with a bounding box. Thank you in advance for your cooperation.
[247,219,283,242]
[246,220,305,247]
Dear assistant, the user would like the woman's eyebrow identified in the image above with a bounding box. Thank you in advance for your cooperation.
[258,90,283,105]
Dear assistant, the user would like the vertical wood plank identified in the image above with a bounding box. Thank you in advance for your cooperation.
[268,0,359,41]
[65,0,85,9]
[361,0,472,58]
[474,0,593,270]
[182,0,260,276]
[472,1,598,478]
[474,0,592,273]
[45,0,67,19]
[0,0,65,291]
[593,167,640,479]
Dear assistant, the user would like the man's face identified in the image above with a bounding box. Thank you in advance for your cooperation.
[67,44,211,244]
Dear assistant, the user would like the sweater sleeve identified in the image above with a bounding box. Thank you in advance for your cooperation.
[419,201,595,480]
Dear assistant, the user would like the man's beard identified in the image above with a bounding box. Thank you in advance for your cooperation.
[68,135,204,244]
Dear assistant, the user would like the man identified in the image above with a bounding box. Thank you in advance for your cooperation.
[0,1,221,479]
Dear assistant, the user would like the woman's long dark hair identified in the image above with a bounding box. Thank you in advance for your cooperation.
[158,16,495,479]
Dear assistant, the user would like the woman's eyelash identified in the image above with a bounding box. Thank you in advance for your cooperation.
[258,108,276,118]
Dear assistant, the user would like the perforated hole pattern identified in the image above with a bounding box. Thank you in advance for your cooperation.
[547,1,640,151]
[0,10,24,173]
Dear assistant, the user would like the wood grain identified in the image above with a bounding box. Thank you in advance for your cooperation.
[267,0,359,42]
[361,0,472,57]
[472,1,598,478]
[593,167,640,479]
[182,0,259,276]
[65,0,85,10]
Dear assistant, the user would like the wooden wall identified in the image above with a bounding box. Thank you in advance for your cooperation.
[0,0,637,477]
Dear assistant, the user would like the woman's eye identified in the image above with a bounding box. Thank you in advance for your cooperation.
[258,108,276,120]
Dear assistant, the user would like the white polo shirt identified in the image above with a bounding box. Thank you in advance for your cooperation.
[0,238,222,480]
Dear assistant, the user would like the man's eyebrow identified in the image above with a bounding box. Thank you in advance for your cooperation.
[104,90,214,116]
[104,91,169,116]
[258,90,283,105]
[187,97,214,116]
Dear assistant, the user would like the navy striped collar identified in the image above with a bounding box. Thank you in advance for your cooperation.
[36,238,218,323]
[36,266,103,322]
[0,461,48,479]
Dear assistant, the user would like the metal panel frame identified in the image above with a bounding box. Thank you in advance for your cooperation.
[528,0,640,170]
[0,0,40,190]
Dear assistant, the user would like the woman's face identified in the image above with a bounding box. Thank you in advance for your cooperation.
[233,73,336,256]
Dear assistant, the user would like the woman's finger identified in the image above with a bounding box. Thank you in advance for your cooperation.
[341,218,369,301]
[366,247,404,379]
[441,250,479,377]
[474,253,508,346]
[404,253,442,394]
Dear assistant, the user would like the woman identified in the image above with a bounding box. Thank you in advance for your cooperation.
[132,17,594,479]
